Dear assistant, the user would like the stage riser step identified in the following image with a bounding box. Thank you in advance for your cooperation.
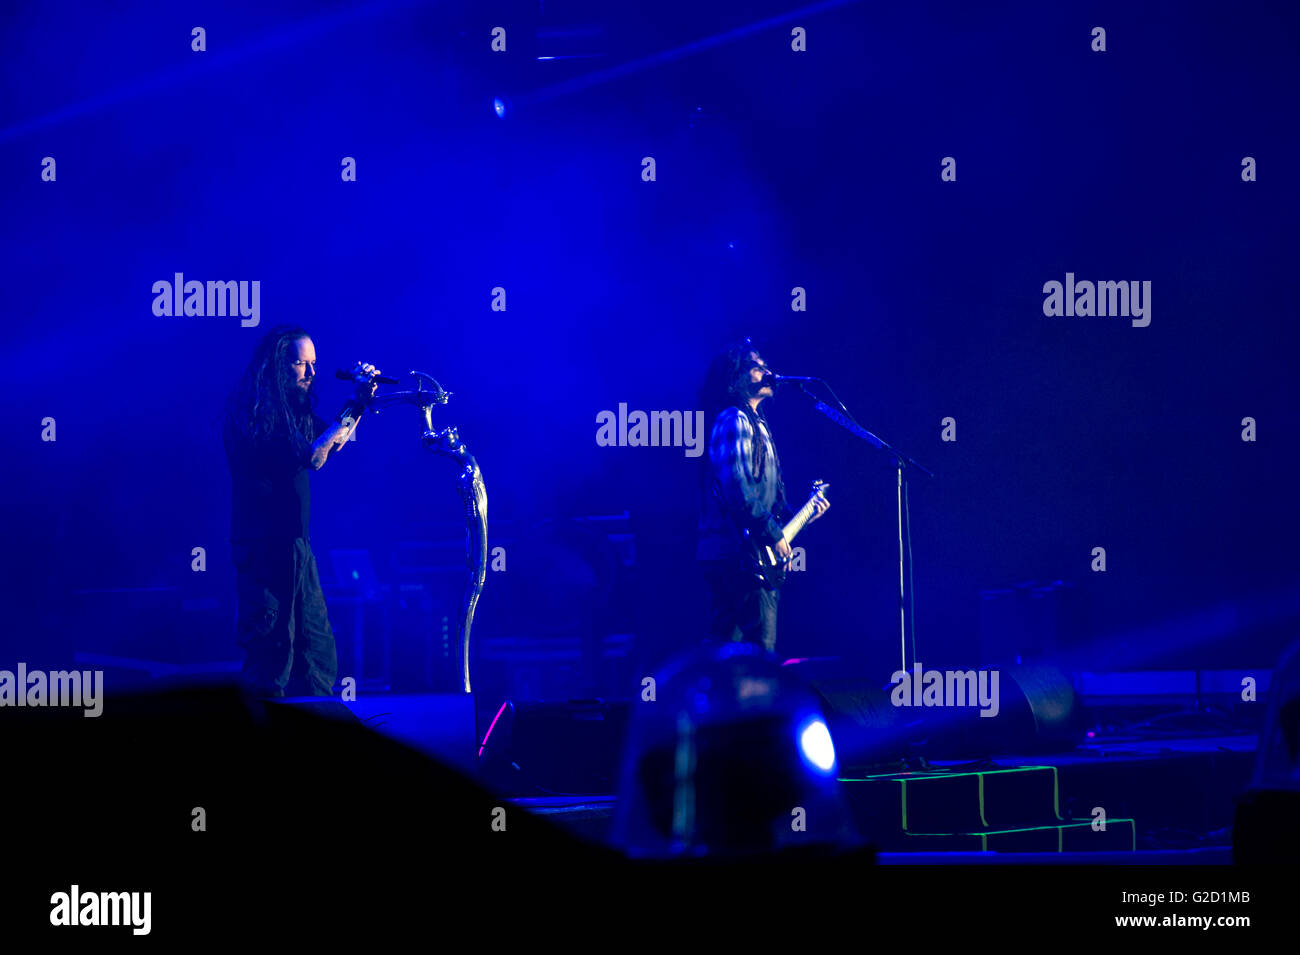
[895,820,1136,853]
[841,766,1064,837]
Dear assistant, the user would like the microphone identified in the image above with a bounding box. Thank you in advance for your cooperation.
[335,369,400,385]
[769,373,819,385]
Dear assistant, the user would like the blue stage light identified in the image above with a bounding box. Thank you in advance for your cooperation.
[610,644,860,858]
[798,716,836,774]
[493,97,507,119]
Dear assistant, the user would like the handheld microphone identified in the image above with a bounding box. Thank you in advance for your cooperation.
[335,369,400,385]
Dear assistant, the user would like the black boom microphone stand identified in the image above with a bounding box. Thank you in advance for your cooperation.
[778,374,934,676]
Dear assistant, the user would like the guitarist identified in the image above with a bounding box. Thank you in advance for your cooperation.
[696,340,829,653]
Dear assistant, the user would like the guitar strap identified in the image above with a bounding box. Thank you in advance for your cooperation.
[757,415,790,522]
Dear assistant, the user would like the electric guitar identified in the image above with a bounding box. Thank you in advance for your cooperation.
[741,480,829,590]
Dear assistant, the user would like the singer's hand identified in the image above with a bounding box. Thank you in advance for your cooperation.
[352,361,381,400]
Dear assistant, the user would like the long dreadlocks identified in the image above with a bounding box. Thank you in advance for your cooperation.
[222,324,319,465]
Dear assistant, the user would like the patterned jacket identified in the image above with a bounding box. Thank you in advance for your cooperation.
[697,405,790,561]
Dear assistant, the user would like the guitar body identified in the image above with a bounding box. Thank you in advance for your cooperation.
[739,480,829,591]
[740,530,788,590]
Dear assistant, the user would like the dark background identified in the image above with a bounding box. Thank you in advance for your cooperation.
[2,0,1297,698]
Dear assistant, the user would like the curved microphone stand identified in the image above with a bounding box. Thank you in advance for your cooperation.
[370,371,486,693]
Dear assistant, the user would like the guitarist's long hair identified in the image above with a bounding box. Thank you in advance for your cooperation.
[222,324,319,464]
[697,338,773,492]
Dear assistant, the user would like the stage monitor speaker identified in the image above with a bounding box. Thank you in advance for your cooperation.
[803,663,1082,768]
[805,678,908,771]
[478,699,631,797]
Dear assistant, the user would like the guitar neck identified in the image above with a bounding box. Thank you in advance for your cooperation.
[782,495,820,544]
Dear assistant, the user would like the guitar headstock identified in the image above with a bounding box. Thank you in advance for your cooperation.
[810,479,829,499]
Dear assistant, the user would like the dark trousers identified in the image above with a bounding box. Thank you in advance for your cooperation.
[233,537,337,697]
[701,560,780,653]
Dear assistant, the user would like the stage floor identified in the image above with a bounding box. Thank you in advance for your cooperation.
[506,732,1256,861]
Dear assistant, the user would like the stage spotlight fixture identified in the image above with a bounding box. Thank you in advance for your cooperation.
[798,716,836,775]
[610,642,860,859]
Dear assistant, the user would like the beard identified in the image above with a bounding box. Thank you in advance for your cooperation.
[290,380,313,408]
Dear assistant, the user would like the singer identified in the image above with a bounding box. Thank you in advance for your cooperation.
[221,325,381,697]
[696,340,828,653]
